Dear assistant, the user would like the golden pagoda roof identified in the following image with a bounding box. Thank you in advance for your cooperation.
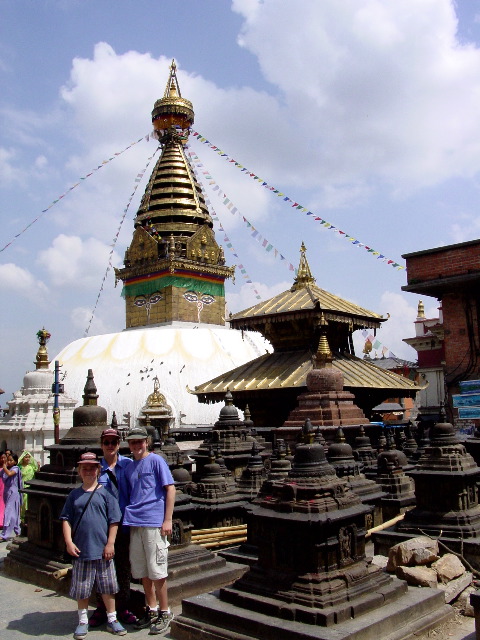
[229,244,384,330]
[192,349,419,400]
[229,284,383,328]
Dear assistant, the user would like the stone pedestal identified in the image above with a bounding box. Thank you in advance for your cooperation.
[275,356,368,450]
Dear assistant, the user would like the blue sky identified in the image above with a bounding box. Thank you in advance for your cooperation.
[2,0,480,403]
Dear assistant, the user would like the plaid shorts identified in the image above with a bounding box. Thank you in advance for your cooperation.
[69,558,119,601]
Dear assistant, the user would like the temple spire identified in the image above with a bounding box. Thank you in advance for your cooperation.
[291,242,315,291]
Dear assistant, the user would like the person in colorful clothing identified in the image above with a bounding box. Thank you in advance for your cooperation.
[60,451,126,639]
[0,453,22,542]
[0,452,6,529]
[18,450,37,524]
[88,428,136,628]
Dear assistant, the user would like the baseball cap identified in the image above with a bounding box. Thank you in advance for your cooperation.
[77,452,101,465]
[125,426,149,440]
[101,428,120,440]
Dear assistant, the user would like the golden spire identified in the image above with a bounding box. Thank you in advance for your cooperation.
[164,59,180,98]
[417,300,425,319]
[115,61,234,329]
[291,242,315,291]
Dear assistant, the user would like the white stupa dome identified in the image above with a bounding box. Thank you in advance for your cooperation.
[21,369,54,393]
[53,322,271,427]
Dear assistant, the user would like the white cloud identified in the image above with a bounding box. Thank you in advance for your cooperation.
[37,234,120,288]
[35,155,48,169]
[450,214,480,243]
[353,290,422,360]
[0,262,48,299]
[0,147,21,186]
[70,305,111,336]
[232,0,480,191]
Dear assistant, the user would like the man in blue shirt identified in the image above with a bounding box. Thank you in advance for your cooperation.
[123,425,176,635]
[88,428,136,628]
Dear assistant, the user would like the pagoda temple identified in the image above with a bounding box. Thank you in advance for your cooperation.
[193,243,419,430]
[52,61,270,427]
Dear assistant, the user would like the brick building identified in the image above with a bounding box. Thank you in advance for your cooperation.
[402,238,480,420]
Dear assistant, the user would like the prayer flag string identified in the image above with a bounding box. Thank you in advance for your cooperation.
[187,147,296,274]
[84,145,161,336]
[361,329,398,359]
[187,153,262,299]
[1,135,148,254]
[191,131,405,271]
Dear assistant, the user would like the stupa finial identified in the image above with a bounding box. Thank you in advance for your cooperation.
[314,313,333,368]
[35,327,51,370]
[151,59,194,141]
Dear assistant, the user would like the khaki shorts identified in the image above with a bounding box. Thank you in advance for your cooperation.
[129,527,170,581]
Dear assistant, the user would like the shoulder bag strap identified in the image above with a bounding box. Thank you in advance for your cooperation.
[71,482,100,541]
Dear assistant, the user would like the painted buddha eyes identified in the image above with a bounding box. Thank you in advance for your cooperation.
[183,291,215,305]
[184,291,198,303]
[134,292,163,308]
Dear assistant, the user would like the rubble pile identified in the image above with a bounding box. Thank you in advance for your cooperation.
[372,536,476,616]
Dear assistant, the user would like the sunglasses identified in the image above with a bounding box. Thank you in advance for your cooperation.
[102,440,119,446]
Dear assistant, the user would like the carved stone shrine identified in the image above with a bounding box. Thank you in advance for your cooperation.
[171,421,451,640]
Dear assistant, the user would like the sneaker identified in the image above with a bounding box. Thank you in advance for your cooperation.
[106,619,127,636]
[88,607,107,628]
[73,622,89,640]
[134,606,158,630]
[118,609,138,625]
[149,611,174,635]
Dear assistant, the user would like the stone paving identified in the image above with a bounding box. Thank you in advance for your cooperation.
[0,543,476,640]
[0,545,181,640]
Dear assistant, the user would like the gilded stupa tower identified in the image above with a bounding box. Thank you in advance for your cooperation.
[116,61,234,328]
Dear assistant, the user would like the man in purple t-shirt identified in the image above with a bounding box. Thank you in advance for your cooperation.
[123,426,175,635]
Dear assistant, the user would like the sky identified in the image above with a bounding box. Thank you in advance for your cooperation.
[2,0,480,404]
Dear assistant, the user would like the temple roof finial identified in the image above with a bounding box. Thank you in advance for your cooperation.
[291,242,315,291]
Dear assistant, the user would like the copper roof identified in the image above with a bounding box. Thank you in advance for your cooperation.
[192,350,419,398]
